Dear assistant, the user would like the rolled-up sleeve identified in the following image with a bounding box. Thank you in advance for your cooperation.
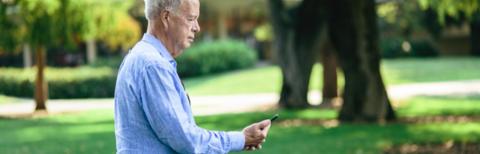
[139,63,245,153]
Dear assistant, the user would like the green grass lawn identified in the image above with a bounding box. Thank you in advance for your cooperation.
[0,95,21,104]
[184,57,480,95]
[1,95,480,153]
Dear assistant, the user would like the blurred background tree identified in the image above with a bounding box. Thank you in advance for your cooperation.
[0,0,63,111]
[0,0,139,111]
[377,0,480,57]
[73,0,137,64]
[267,0,479,122]
[417,0,480,56]
[269,0,395,122]
[201,0,268,39]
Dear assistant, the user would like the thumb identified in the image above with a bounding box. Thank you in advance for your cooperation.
[258,119,271,129]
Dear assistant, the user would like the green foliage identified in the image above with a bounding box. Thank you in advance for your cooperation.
[0,0,61,49]
[377,0,477,40]
[0,0,137,52]
[20,0,61,47]
[418,0,480,24]
[72,0,140,51]
[176,39,257,78]
[0,67,116,98]
[378,1,424,36]
[100,13,141,52]
[0,1,24,51]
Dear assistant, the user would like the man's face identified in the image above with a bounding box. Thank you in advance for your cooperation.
[167,0,200,57]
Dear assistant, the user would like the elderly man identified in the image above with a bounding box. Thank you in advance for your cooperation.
[114,0,271,153]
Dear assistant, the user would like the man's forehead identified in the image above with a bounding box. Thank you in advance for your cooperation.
[181,0,200,7]
[179,0,200,14]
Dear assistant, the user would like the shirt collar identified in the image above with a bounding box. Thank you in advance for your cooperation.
[142,33,177,67]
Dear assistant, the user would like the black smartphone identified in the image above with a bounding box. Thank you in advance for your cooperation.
[270,114,279,122]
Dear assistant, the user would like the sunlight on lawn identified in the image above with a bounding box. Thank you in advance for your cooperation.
[184,57,480,95]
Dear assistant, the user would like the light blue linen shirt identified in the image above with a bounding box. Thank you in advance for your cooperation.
[114,33,245,154]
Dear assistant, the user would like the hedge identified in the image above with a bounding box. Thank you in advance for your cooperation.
[0,39,257,98]
[381,37,438,58]
[90,39,257,78]
[0,67,116,99]
[176,39,257,77]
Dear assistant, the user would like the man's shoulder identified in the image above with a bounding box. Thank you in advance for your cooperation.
[128,41,172,70]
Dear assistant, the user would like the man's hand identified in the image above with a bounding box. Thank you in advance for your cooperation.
[242,119,271,151]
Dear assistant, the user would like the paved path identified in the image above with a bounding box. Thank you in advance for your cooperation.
[1,80,479,117]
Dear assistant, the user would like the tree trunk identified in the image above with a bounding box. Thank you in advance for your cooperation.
[34,46,48,111]
[218,13,228,39]
[268,0,326,109]
[86,39,97,64]
[327,0,395,122]
[321,41,338,102]
[23,43,32,68]
[470,13,480,56]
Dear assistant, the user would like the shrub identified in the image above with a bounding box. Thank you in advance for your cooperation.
[176,39,257,77]
[380,37,439,58]
[380,37,409,58]
[410,40,439,57]
[89,56,124,69]
[0,67,116,99]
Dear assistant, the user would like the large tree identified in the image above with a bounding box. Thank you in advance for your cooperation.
[269,0,395,122]
[268,0,326,109]
[320,40,338,104]
[12,0,63,111]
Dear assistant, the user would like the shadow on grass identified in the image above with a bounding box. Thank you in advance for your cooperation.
[0,131,115,154]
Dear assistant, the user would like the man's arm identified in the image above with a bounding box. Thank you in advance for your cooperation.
[139,64,245,153]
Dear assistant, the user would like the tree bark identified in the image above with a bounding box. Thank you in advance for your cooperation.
[23,43,32,68]
[470,13,480,56]
[321,41,338,102]
[86,39,97,64]
[34,46,48,111]
[327,0,395,122]
[218,13,228,39]
[268,0,326,109]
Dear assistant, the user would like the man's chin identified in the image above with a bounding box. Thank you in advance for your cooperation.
[184,42,192,48]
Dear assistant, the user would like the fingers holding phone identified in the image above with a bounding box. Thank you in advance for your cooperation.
[242,114,278,151]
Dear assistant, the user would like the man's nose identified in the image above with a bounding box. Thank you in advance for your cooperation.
[193,20,200,33]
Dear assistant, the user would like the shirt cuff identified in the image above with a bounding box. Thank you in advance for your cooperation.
[227,131,245,152]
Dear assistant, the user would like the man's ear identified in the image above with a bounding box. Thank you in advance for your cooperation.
[160,10,170,29]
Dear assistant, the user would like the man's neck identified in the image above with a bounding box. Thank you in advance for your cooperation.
[147,23,176,57]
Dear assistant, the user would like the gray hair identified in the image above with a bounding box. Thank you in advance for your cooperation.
[144,0,182,21]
